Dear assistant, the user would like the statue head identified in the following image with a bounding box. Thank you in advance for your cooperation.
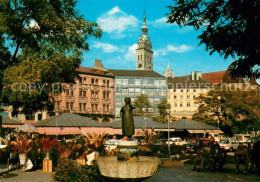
[124,97,131,104]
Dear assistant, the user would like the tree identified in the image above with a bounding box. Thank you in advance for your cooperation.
[153,99,171,123]
[0,0,101,115]
[133,94,151,116]
[193,86,259,136]
[167,0,260,79]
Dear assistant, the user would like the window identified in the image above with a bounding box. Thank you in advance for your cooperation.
[91,104,94,112]
[187,102,190,107]
[83,77,86,84]
[148,89,153,95]
[107,80,109,87]
[193,89,196,92]
[107,105,109,112]
[161,90,166,96]
[103,104,106,112]
[174,89,176,92]
[154,80,159,86]
[103,92,106,98]
[135,88,141,93]
[83,90,86,97]
[91,78,94,84]
[174,96,177,99]
[129,88,135,93]
[79,90,82,96]
[180,103,183,107]
[107,93,109,98]
[83,103,86,110]
[79,103,82,110]
[181,89,183,92]
[91,91,94,98]
[142,89,147,94]
[70,102,73,110]
[116,79,121,85]
[193,95,196,99]
[141,79,147,85]
[122,88,128,95]
[122,79,128,85]
[187,95,190,99]
[129,78,135,85]
[66,102,69,110]
[95,79,98,84]
[79,77,82,83]
[95,104,98,111]
[135,79,141,86]
[160,80,166,86]
[103,80,106,85]
[148,79,153,85]
[174,102,177,107]
[154,89,159,96]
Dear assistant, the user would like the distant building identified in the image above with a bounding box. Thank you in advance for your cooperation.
[53,60,115,122]
[167,71,212,120]
[109,70,167,117]
[202,67,259,90]
[163,63,174,78]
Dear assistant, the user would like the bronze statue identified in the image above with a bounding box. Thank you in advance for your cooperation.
[120,97,135,137]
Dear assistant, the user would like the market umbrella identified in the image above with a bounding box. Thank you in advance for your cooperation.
[17,124,38,132]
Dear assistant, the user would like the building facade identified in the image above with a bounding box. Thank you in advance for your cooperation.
[167,71,212,120]
[109,70,167,117]
[52,60,115,122]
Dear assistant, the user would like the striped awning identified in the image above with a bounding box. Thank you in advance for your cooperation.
[37,127,150,136]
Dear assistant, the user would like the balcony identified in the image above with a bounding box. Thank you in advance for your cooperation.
[65,95,75,101]
[90,98,99,103]
[53,95,62,101]
[78,96,88,102]
[102,98,111,103]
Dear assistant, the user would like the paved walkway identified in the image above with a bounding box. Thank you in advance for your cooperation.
[0,164,259,181]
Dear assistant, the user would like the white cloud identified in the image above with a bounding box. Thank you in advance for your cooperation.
[97,6,138,38]
[124,43,138,61]
[167,45,193,53]
[154,44,193,57]
[93,42,123,53]
[108,6,121,15]
[150,17,176,28]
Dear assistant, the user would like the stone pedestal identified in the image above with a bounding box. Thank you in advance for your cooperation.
[117,140,139,161]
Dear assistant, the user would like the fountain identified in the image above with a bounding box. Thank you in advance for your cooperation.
[97,97,160,179]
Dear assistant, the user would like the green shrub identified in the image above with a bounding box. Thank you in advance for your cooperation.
[53,158,105,182]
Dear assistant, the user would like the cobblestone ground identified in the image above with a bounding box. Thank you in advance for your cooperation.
[0,164,259,182]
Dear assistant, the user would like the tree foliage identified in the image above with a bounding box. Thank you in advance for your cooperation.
[153,99,171,123]
[193,86,259,135]
[133,94,151,116]
[167,0,260,79]
[0,0,102,115]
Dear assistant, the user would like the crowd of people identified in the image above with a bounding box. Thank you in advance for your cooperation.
[193,137,260,174]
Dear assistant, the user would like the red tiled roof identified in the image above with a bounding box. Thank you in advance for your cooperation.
[202,70,258,85]
[76,67,114,77]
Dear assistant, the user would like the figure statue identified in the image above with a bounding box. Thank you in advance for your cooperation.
[120,97,135,137]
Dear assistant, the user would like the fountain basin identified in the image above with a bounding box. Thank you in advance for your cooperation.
[97,156,160,179]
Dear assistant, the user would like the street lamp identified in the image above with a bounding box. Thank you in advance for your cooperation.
[165,105,171,158]
[144,116,147,132]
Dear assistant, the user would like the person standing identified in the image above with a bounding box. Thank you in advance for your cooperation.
[235,143,248,173]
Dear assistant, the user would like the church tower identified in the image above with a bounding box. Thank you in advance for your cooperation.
[163,63,174,78]
[136,12,153,70]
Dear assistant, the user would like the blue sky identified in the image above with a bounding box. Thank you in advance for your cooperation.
[77,0,234,77]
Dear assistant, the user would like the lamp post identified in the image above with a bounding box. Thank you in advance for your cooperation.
[166,105,171,158]
[144,116,147,132]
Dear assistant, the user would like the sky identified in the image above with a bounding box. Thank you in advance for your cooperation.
[77,0,235,77]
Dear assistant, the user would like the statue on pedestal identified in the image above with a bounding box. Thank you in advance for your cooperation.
[120,97,135,137]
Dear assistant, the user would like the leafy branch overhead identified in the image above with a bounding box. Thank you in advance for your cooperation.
[167,0,260,79]
[0,0,102,115]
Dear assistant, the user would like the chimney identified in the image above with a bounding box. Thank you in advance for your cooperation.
[93,59,107,71]
[95,59,103,68]
[191,71,195,80]
[196,71,201,80]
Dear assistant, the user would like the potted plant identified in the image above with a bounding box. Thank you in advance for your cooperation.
[40,136,57,159]
[9,134,33,166]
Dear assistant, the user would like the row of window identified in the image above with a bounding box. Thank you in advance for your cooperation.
[116,79,166,86]
[63,90,110,99]
[55,101,110,112]
[116,88,166,96]
[78,77,110,86]
[173,102,197,107]
[172,88,208,93]
[173,95,197,99]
